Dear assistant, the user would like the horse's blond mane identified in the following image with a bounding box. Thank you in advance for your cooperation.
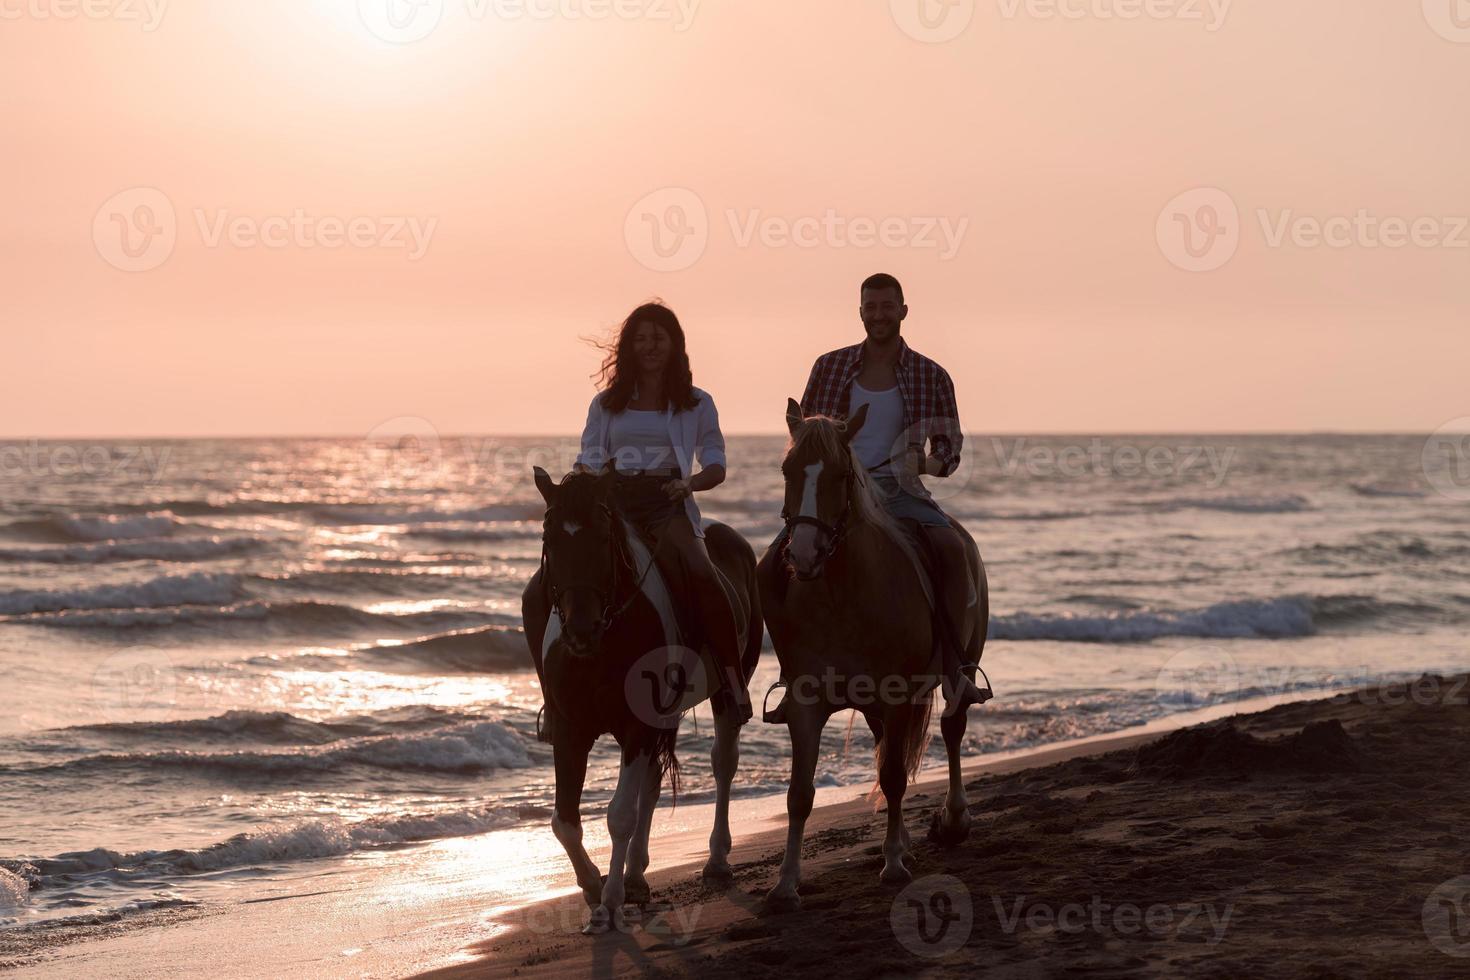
[785,416,923,572]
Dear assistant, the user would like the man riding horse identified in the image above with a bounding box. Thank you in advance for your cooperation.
[766,272,990,721]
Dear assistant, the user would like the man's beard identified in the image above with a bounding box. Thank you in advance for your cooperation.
[864,318,899,341]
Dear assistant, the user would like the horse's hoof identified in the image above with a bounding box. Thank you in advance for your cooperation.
[624,876,651,907]
[927,808,972,848]
[582,905,612,936]
[701,860,734,884]
[765,885,801,913]
[879,863,913,887]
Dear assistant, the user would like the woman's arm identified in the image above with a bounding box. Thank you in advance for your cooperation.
[573,394,605,473]
[665,393,727,500]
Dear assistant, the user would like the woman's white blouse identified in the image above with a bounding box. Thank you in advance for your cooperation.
[575,386,727,537]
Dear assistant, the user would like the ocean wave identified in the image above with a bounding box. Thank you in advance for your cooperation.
[1,598,512,634]
[989,593,1445,643]
[25,804,539,884]
[1150,494,1312,515]
[0,511,188,544]
[990,597,1318,642]
[0,571,242,616]
[1350,482,1427,499]
[61,705,480,745]
[401,525,538,544]
[349,627,529,673]
[313,504,542,527]
[0,867,28,909]
[0,536,265,565]
[13,721,531,779]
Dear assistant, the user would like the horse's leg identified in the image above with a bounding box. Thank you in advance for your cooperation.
[702,701,741,882]
[585,744,651,935]
[864,712,913,861]
[766,702,824,912]
[550,735,602,909]
[878,704,914,886]
[929,705,972,847]
[623,754,662,908]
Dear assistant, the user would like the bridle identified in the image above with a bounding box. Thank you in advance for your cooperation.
[541,501,661,635]
[780,458,857,567]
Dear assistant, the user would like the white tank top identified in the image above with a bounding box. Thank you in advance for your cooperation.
[848,382,905,474]
[608,409,677,472]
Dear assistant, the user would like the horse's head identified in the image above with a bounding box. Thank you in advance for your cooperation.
[534,464,625,657]
[780,397,870,581]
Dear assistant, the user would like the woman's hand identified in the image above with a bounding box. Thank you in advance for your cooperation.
[662,477,693,502]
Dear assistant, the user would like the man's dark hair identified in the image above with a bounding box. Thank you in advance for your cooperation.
[860,272,904,305]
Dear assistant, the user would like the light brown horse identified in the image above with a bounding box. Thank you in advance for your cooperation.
[758,399,986,911]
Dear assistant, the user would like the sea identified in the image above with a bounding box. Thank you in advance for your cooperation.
[1,432,1467,956]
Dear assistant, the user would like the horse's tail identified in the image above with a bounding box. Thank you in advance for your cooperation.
[653,722,681,808]
[869,686,936,802]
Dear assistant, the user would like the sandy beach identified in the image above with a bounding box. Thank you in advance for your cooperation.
[422,674,1470,979]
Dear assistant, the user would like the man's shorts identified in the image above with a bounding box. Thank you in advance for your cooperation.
[868,472,954,528]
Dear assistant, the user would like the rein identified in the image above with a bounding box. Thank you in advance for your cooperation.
[780,460,857,565]
[541,503,666,633]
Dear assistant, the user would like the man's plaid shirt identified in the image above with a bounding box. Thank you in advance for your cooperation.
[799,337,963,486]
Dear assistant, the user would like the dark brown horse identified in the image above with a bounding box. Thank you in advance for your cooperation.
[522,465,761,933]
[759,400,987,911]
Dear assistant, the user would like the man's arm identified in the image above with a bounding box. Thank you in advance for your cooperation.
[926,369,963,477]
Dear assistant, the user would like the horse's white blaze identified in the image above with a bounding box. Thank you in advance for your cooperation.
[798,461,823,518]
[541,610,562,658]
[563,520,582,536]
[787,460,825,569]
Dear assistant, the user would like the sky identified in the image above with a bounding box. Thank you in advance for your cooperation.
[3,0,1467,437]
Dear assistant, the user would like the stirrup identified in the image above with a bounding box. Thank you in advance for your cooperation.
[762,679,790,725]
[961,663,994,705]
[536,704,554,744]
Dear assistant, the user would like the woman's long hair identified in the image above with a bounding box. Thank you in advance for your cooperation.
[594,302,700,414]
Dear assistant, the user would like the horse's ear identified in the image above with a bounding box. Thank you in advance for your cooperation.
[842,402,870,444]
[785,398,803,436]
[533,466,557,505]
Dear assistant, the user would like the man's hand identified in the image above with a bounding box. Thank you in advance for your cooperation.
[662,477,693,502]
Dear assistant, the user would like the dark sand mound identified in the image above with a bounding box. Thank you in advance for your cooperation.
[1131,718,1360,778]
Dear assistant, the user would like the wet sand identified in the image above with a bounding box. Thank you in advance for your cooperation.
[422,675,1470,978]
